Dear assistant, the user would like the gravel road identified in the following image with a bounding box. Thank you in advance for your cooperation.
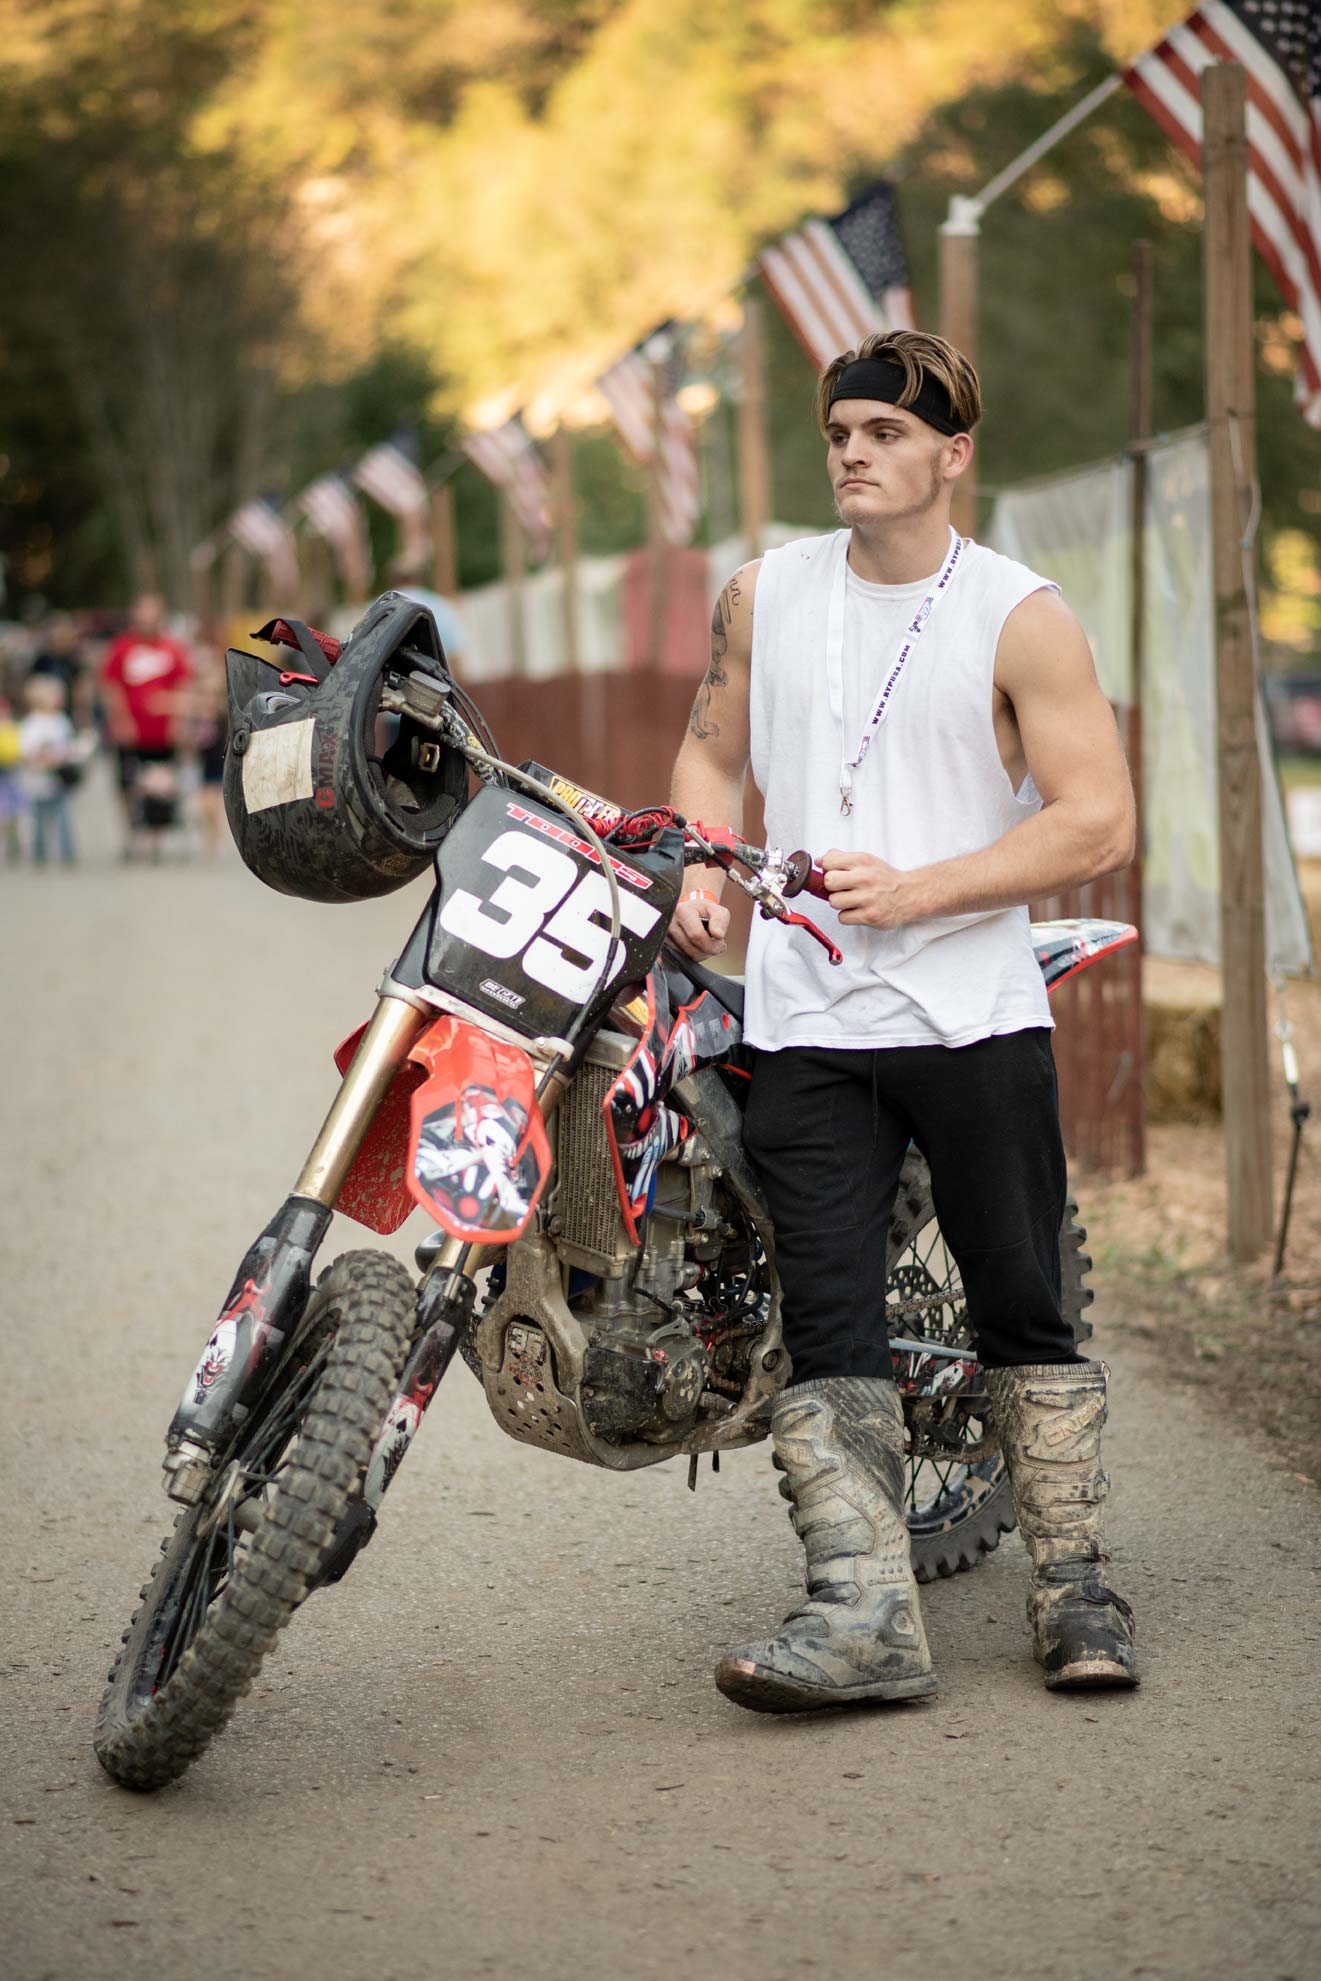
[3,778,1318,1981]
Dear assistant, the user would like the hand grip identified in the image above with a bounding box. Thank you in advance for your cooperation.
[783,849,828,900]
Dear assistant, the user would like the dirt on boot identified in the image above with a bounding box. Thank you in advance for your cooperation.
[715,1378,937,1714]
[985,1361,1138,1690]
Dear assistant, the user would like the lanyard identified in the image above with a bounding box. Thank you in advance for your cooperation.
[825,526,965,815]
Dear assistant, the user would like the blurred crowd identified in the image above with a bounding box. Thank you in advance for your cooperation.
[0,594,230,867]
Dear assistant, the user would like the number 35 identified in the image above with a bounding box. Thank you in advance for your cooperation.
[438,830,660,1001]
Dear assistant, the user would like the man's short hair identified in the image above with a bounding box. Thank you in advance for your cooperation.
[815,330,982,436]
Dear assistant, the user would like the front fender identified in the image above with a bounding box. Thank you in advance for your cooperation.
[405,1018,551,1242]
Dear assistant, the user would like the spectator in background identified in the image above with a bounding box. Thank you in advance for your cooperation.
[0,678,23,862]
[100,593,192,857]
[29,614,90,723]
[17,674,76,865]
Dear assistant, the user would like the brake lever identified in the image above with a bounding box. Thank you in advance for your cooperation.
[761,899,843,966]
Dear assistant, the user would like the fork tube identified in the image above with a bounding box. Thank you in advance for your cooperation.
[293,993,428,1206]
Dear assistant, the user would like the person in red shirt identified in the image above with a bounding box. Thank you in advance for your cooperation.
[100,594,192,853]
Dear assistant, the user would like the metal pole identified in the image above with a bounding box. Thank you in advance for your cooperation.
[1125,238,1153,1176]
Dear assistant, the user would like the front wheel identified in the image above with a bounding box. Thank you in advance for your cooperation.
[885,1151,1094,1585]
[95,1251,414,1792]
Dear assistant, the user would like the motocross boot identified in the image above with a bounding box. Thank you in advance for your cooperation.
[985,1360,1138,1690]
[714,1377,936,1713]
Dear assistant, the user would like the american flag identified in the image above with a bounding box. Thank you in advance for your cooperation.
[228,499,299,598]
[462,418,552,558]
[595,341,702,547]
[1123,1,1321,427]
[352,436,431,572]
[757,180,916,371]
[298,473,371,598]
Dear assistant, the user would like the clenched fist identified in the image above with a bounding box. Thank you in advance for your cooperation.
[668,889,731,960]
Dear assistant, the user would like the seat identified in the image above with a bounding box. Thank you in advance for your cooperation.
[662,947,745,1024]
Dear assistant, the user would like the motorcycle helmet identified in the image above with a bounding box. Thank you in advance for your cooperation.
[223,590,469,903]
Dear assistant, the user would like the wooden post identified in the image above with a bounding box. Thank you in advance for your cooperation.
[939,197,979,539]
[218,540,244,621]
[299,530,334,621]
[551,424,580,674]
[1125,239,1153,1176]
[736,295,772,558]
[500,488,527,678]
[646,357,670,669]
[1203,62,1273,1259]
[429,484,458,596]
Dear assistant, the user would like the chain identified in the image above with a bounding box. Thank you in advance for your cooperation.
[885,1291,966,1324]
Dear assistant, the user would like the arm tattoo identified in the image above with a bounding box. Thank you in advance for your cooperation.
[689,576,741,740]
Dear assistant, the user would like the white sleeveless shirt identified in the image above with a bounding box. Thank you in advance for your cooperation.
[745,529,1057,1051]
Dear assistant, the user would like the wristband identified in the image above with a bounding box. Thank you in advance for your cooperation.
[686,888,720,907]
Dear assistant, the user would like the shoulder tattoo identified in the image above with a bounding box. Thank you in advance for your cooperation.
[689,574,742,741]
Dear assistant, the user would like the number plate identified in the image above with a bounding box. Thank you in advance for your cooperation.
[425,787,681,1037]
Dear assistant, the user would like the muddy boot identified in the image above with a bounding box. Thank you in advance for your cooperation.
[985,1361,1138,1691]
[714,1378,936,1714]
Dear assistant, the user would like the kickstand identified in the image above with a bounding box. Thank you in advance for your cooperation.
[686,1451,721,1493]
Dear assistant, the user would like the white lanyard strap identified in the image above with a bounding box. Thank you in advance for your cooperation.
[825,526,965,815]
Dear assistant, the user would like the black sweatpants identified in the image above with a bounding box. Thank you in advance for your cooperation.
[742,1029,1075,1384]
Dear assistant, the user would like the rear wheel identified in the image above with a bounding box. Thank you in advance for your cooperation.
[94,1251,414,1792]
[885,1151,1093,1584]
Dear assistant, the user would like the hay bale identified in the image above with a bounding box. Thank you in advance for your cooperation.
[1144,995,1222,1121]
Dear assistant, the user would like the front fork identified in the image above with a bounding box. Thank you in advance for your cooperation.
[164,992,434,1503]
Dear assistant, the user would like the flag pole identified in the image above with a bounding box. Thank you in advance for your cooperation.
[1202,60,1273,1260]
[429,484,458,595]
[736,295,772,558]
[500,489,527,678]
[939,198,980,537]
[551,424,581,674]
[968,74,1123,219]
[938,70,1124,538]
[646,355,669,670]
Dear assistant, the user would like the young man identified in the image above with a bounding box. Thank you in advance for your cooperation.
[669,329,1138,1713]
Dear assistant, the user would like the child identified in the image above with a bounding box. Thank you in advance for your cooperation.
[0,686,23,862]
[18,674,77,865]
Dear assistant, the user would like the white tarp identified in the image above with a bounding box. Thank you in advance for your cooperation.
[443,523,816,682]
[989,430,1312,977]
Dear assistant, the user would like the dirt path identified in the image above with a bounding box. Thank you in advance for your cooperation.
[2,779,1318,1981]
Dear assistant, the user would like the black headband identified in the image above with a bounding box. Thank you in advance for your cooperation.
[827,357,971,436]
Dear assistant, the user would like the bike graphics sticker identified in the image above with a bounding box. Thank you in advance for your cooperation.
[602,974,745,1243]
[1031,918,1137,994]
[185,1275,271,1407]
[413,1087,544,1235]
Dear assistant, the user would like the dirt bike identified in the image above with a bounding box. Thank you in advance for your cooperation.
[94,611,1136,1790]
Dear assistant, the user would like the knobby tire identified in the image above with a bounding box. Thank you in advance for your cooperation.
[94,1251,414,1792]
[886,1153,1094,1584]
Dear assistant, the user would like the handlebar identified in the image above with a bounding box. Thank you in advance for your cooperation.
[681,820,842,967]
[376,676,844,969]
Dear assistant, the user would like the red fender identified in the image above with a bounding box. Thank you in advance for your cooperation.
[1031,918,1138,995]
[333,1016,550,1241]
